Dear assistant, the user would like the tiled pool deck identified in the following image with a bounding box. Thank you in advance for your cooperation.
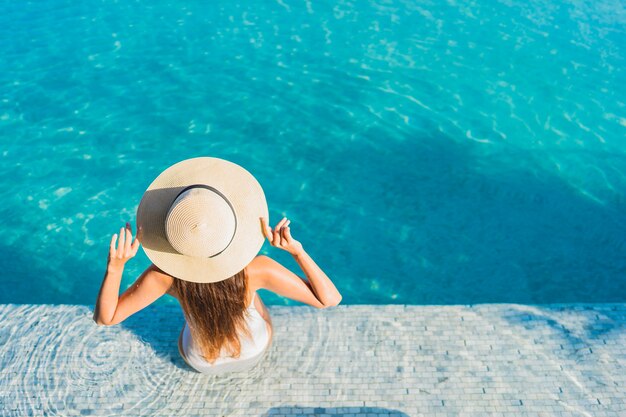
[0,303,624,416]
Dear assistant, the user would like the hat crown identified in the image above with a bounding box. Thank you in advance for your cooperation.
[165,186,236,258]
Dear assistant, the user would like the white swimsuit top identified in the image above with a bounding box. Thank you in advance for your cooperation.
[181,291,270,373]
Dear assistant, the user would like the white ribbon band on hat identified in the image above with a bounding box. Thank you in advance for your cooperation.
[165,185,238,258]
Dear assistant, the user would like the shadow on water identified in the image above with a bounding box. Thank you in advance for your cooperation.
[261,406,410,417]
[313,123,626,305]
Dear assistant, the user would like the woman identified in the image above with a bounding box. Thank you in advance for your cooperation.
[93,157,342,374]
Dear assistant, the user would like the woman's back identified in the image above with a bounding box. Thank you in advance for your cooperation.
[166,259,274,373]
[180,291,271,373]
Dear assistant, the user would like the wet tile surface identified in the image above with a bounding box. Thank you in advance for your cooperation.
[0,303,624,416]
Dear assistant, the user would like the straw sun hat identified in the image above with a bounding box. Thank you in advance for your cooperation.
[136,157,268,283]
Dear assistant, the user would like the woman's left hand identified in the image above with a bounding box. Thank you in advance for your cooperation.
[107,222,141,271]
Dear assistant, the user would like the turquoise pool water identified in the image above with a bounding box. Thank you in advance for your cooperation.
[1,0,624,306]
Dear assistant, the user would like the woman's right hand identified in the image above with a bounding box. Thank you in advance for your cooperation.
[107,222,141,271]
[261,217,303,256]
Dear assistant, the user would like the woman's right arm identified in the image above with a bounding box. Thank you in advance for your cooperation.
[258,217,342,308]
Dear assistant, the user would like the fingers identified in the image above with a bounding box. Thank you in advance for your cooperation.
[262,216,295,251]
[111,223,141,259]
[283,224,293,244]
[274,217,288,230]
[118,227,126,256]
[260,217,273,243]
[110,233,118,256]
[279,220,290,246]
[273,217,288,244]
[124,222,132,255]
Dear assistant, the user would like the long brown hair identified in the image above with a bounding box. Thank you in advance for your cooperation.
[172,268,251,363]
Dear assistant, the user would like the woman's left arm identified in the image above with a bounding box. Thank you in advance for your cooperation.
[93,223,171,326]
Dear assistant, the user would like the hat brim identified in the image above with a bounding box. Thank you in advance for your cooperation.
[136,157,268,283]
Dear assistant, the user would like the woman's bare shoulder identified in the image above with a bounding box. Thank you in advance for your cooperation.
[246,255,278,290]
[145,263,176,296]
[147,263,174,281]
